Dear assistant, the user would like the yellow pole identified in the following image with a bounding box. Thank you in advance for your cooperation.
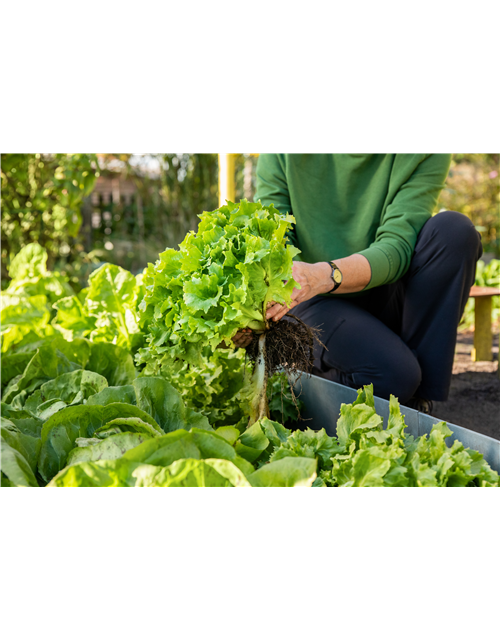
[218,154,235,207]
[471,296,492,361]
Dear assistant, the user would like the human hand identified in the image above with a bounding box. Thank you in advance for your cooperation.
[218,328,253,349]
[266,261,332,323]
[232,328,253,348]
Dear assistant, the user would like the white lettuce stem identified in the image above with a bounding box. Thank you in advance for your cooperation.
[248,332,268,425]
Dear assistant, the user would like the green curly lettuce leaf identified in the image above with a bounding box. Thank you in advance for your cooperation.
[136,199,300,373]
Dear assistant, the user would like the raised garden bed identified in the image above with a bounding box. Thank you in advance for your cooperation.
[292,373,500,473]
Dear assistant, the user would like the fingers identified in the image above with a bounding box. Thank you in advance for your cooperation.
[234,336,252,348]
[232,328,253,348]
[266,298,301,322]
[218,328,253,350]
[273,302,297,322]
[266,302,287,321]
[266,283,306,322]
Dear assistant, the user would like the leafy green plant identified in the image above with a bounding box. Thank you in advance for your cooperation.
[1,226,497,488]
[1,242,302,431]
[0,243,74,352]
[157,350,303,429]
[317,386,498,487]
[2,358,498,486]
[157,348,250,427]
[138,199,299,362]
[53,263,145,352]
[136,199,307,425]
[49,457,253,488]
[1,335,136,405]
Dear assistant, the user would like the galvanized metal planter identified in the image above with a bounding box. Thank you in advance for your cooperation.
[291,373,500,473]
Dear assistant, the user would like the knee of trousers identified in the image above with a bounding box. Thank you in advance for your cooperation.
[425,210,482,260]
[373,352,422,404]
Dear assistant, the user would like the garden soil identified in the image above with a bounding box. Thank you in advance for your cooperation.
[432,329,500,440]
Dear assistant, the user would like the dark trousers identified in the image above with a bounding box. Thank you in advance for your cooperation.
[292,211,483,403]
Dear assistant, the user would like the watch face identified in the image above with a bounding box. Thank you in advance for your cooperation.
[333,269,342,284]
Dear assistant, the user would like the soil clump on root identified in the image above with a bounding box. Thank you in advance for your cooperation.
[245,314,324,424]
[246,314,321,377]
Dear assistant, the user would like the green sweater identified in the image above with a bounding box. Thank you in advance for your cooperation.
[254,154,452,290]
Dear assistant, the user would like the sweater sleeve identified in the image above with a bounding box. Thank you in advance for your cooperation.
[254,154,298,248]
[358,154,452,290]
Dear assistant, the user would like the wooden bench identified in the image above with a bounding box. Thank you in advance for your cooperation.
[469,285,500,362]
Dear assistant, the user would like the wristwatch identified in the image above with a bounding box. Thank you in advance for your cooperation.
[329,261,343,292]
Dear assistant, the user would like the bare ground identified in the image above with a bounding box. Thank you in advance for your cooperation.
[432,329,500,440]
